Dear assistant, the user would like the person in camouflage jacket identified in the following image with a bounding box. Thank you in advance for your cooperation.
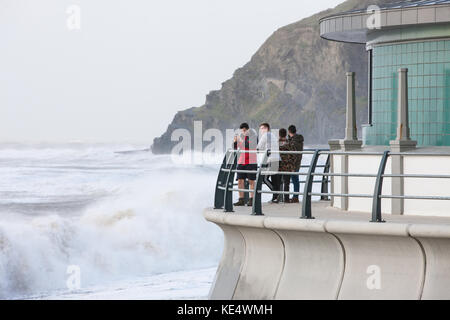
[278,128,296,202]
[288,125,304,203]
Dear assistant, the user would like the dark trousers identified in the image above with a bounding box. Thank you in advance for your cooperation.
[263,174,281,200]
[265,174,290,202]
[291,174,300,198]
[280,175,291,202]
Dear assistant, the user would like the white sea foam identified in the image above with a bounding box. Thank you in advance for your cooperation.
[33,268,216,300]
[0,144,223,299]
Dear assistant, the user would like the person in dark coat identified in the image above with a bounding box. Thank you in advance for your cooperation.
[287,125,304,203]
[278,128,296,203]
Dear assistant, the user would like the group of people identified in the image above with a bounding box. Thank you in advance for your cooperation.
[233,122,304,206]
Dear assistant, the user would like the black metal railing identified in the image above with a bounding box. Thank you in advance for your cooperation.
[214,148,330,217]
[214,148,450,223]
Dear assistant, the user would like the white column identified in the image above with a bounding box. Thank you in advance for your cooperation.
[391,154,404,215]
[345,72,357,140]
[340,72,362,151]
[390,68,417,152]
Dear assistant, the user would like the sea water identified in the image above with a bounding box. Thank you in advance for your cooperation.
[0,143,223,299]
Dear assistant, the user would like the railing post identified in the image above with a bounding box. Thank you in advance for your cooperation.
[301,150,320,219]
[214,151,231,209]
[321,154,331,201]
[223,151,239,212]
[371,151,389,223]
[252,150,268,216]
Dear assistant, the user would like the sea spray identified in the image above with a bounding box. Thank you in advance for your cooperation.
[0,144,223,298]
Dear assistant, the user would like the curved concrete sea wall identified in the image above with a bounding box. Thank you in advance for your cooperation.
[205,209,450,300]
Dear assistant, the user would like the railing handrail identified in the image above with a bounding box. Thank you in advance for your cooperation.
[227,149,316,155]
[227,148,450,157]
[321,150,450,157]
[213,148,450,223]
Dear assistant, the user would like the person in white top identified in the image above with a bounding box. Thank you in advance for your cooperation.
[257,123,281,203]
[257,124,280,164]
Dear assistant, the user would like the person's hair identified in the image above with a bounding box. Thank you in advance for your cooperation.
[288,125,297,134]
[259,123,270,131]
[279,128,287,138]
[239,123,249,130]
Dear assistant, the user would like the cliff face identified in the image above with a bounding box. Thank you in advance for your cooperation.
[152,0,396,154]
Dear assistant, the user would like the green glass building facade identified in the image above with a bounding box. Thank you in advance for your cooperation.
[365,39,450,146]
[320,0,450,147]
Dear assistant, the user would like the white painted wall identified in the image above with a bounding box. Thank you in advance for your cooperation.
[403,156,450,217]
[330,153,450,217]
[332,155,343,209]
[347,155,392,214]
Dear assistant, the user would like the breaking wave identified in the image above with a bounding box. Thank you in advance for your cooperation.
[0,144,223,298]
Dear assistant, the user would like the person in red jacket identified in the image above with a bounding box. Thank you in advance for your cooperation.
[233,123,257,206]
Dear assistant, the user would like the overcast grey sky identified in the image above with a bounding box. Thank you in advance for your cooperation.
[0,0,342,143]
